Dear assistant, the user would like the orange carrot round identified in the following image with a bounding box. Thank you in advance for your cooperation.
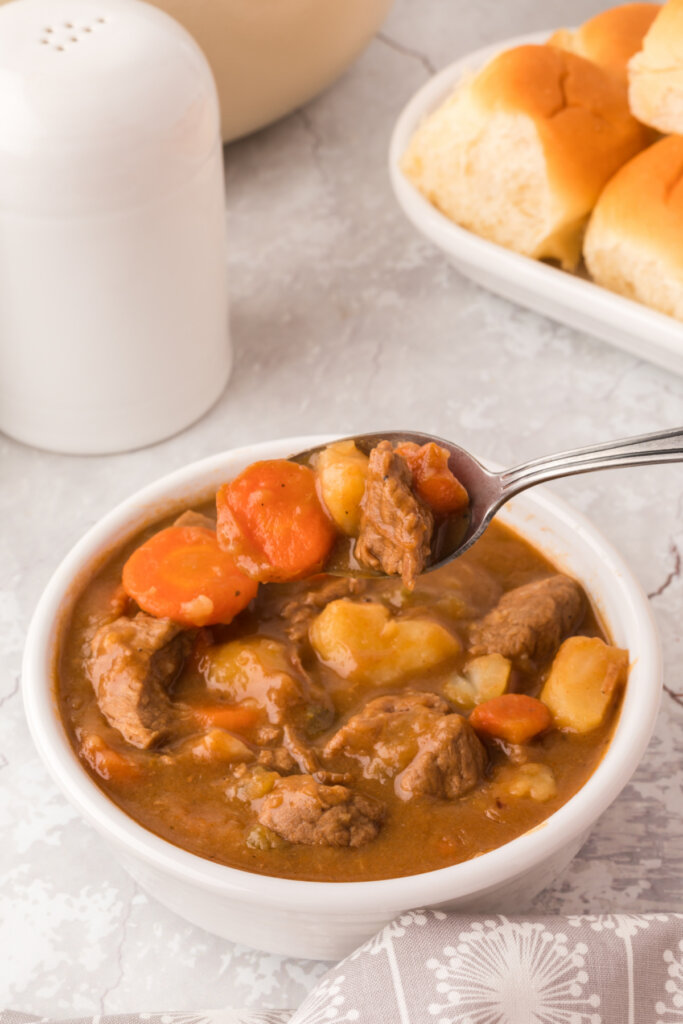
[216,459,336,582]
[122,525,257,627]
[188,704,261,734]
[469,694,552,744]
[80,734,140,784]
[396,441,469,516]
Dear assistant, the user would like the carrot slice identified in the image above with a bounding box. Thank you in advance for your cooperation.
[216,459,336,582]
[189,704,261,733]
[469,694,552,744]
[80,734,140,784]
[122,525,258,627]
[395,441,469,516]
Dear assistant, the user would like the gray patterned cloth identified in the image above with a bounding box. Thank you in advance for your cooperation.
[4,912,683,1024]
[290,911,683,1024]
[0,1014,292,1024]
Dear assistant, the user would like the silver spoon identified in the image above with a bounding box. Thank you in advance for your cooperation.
[294,427,683,572]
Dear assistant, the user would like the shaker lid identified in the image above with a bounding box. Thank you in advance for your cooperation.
[0,0,221,214]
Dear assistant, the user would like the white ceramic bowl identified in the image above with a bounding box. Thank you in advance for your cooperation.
[22,436,661,960]
[389,32,683,378]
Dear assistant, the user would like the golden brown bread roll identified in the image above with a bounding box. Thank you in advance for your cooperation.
[401,45,650,270]
[584,135,683,320]
[549,4,660,84]
[629,0,683,132]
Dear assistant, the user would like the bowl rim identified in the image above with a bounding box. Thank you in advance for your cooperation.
[387,31,683,364]
[22,434,662,914]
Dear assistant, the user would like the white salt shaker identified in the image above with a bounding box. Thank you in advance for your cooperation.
[0,0,231,454]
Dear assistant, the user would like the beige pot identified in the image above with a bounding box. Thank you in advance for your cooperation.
[143,0,394,141]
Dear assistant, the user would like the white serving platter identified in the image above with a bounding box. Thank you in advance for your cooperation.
[389,31,683,377]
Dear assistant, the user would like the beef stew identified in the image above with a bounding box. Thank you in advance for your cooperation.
[55,440,628,881]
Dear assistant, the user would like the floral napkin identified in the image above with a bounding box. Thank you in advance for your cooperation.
[0,1014,291,1024]
[5,911,683,1024]
[290,911,683,1023]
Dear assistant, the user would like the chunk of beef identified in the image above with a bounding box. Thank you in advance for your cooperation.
[258,774,384,847]
[87,613,190,749]
[354,441,433,589]
[255,745,351,785]
[324,692,449,772]
[279,576,367,643]
[468,575,584,667]
[398,714,487,800]
[324,691,486,799]
[282,723,319,774]
[257,722,351,784]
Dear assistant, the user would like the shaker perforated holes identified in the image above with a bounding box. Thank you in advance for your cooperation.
[39,17,107,51]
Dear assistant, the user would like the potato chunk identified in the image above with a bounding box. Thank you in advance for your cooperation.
[188,729,253,764]
[443,653,511,709]
[497,763,557,802]
[309,599,460,685]
[541,635,628,733]
[315,440,369,536]
[203,637,304,722]
[225,765,280,803]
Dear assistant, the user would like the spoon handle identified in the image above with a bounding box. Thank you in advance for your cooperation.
[499,426,683,497]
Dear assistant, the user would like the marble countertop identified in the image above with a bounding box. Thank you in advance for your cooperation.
[2,0,682,1015]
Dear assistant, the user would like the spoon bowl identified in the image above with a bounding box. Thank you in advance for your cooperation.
[293,426,683,573]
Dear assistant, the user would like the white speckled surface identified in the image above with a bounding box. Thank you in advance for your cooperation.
[2,0,682,1015]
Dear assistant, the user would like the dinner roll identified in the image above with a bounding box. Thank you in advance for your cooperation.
[549,4,660,84]
[629,0,683,131]
[401,45,649,269]
[584,135,683,320]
